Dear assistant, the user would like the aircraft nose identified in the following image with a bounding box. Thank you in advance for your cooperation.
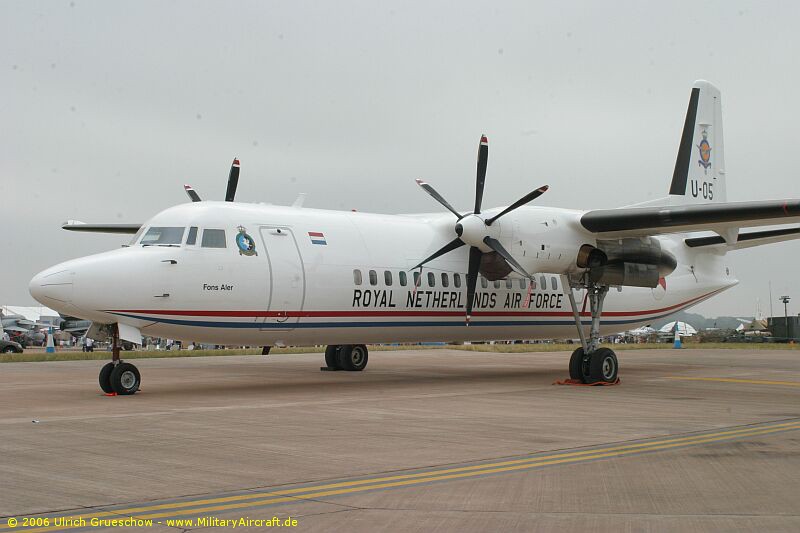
[29,266,74,306]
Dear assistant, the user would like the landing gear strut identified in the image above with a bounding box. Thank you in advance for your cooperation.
[562,278,619,384]
[322,344,369,372]
[98,325,141,395]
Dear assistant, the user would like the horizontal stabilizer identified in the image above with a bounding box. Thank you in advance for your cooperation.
[62,222,142,234]
[685,226,800,250]
[581,199,800,238]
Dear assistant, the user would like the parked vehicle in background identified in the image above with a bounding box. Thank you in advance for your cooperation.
[0,339,24,353]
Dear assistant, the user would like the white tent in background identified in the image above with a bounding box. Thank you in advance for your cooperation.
[659,321,698,336]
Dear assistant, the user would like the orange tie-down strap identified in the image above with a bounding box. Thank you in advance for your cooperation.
[553,378,621,386]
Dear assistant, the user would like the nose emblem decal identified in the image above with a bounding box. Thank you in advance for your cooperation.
[236,226,258,257]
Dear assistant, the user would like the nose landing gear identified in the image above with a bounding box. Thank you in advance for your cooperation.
[98,325,141,395]
[562,278,619,384]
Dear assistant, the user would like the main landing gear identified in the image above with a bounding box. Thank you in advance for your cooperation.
[98,326,141,395]
[322,344,369,372]
[563,280,619,384]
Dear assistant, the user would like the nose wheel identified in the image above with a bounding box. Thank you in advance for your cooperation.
[98,326,141,395]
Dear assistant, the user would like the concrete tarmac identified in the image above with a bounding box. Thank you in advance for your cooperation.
[1,348,799,532]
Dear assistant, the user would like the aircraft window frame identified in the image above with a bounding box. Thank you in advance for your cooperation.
[369,270,378,286]
[186,226,198,245]
[384,270,393,286]
[506,279,514,289]
[353,269,362,286]
[140,226,185,247]
[493,280,501,289]
[399,271,407,286]
[201,229,227,248]
[427,272,435,287]
[129,226,146,246]
[441,273,449,287]
[413,271,420,287]
[519,278,527,289]
[453,273,462,288]
[480,277,488,289]
[540,276,547,290]
[530,277,537,290]
[551,277,559,290]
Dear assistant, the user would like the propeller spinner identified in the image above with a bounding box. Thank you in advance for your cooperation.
[413,135,549,324]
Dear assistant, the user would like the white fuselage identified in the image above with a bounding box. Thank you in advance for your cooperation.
[30,202,737,346]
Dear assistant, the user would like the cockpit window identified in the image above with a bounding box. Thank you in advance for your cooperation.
[186,226,198,245]
[129,226,146,246]
[201,229,226,248]
[140,227,185,246]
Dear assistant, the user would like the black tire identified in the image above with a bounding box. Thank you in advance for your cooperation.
[99,362,115,393]
[110,362,141,395]
[325,345,341,369]
[588,348,618,383]
[568,347,587,381]
[337,344,369,371]
[2,346,16,354]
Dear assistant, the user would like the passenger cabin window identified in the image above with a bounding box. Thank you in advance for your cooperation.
[141,226,185,246]
[384,270,393,286]
[413,271,420,286]
[399,271,407,286]
[519,278,527,289]
[551,277,559,290]
[493,280,501,289]
[201,229,226,248]
[353,270,362,286]
[441,273,449,287]
[506,279,513,289]
[453,273,462,288]
[540,276,547,290]
[369,270,378,286]
[480,277,488,289]
[427,272,435,287]
[186,226,198,245]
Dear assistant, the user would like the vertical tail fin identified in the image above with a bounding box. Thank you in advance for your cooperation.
[669,80,726,204]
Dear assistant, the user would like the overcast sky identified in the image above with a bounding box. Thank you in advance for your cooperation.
[2,0,798,318]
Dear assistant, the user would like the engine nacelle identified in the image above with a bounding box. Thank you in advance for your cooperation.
[596,237,677,277]
[588,262,660,288]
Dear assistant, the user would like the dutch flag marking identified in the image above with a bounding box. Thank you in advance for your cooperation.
[308,231,327,245]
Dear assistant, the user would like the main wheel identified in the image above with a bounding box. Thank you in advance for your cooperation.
[99,362,115,393]
[110,362,141,395]
[569,347,589,381]
[2,346,16,353]
[588,348,618,383]
[325,345,341,369]
[337,344,368,371]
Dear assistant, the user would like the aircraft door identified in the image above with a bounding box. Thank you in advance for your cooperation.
[259,227,305,330]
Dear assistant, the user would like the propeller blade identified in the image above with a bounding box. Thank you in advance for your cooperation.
[224,157,241,202]
[483,236,533,279]
[484,185,549,226]
[411,237,465,270]
[184,184,202,202]
[465,246,482,324]
[415,179,464,218]
[474,135,488,214]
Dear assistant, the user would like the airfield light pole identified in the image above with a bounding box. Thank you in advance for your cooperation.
[779,295,791,340]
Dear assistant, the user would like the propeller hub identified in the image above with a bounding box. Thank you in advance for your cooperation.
[456,214,496,251]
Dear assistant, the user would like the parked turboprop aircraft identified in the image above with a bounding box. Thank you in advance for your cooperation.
[30,81,800,395]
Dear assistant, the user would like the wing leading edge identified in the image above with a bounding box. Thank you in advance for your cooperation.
[62,222,142,234]
[580,199,800,239]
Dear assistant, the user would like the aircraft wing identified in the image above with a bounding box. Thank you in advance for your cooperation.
[581,199,800,242]
[62,221,142,234]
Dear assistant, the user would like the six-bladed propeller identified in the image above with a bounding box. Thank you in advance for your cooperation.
[413,135,549,323]
[183,158,241,203]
